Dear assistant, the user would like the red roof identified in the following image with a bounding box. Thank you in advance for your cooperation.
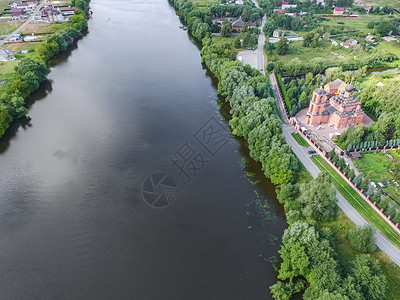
[334,7,344,11]
[278,9,285,13]
[341,42,350,46]
[282,2,289,4]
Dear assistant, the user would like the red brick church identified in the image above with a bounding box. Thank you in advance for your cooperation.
[306,79,364,129]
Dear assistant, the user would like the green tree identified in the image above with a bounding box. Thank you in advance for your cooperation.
[350,254,387,300]
[276,37,288,55]
[221,21,232,37]
[299,172,337,221]
[348,225,377,253]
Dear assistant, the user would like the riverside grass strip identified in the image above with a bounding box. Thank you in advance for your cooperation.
[311,155,400,249]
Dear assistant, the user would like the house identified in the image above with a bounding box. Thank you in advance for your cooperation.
[232,17,257,31]
[341,41,350,48]
[9,1,29,9]
[21,49,28,54]
[0,49,16,61]
[306,81,364,129]
[365,34,376,43]
[273,8,285,13]
[273,29,287,38]
[333,7,344,16]
[346,38,358,45]
[24,35,38,41]
[11,7,25,18]
[316,0,325,5]
[282,2,297,9]
[285,12,297,17]
[235,0,244,4]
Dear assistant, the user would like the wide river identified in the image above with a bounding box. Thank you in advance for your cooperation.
[0,0,287,299]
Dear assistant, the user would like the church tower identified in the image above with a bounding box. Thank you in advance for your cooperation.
[306,88,328,125]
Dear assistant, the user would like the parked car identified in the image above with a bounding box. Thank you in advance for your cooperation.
[308,150,316,154]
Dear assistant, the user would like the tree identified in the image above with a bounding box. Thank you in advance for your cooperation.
[350,254,387,300]
[270,281,294,300]
[347,169,355,180]
[221,21,232,37]
[276,37,288,55]
[263,21,275,36]
[0,104,11,137]
[267,61,275,72]
[278,242,310,281]
[375,19,392,36]
[299,172,337,221]
[348,225,377,253]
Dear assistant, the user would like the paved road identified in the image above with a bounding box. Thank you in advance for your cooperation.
[282,124,400,267]
[268,74,400,267]
[0,0,46,47]
[237,0,266,74]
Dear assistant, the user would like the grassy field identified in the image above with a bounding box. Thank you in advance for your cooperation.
[311,154,400,249]
[0,20,23,36]
[0,0,10,11]
[378,41,400,59]
[21,23,70,35]
[272,40,353,66]
[319,14,392,35]
[291,132,309,147]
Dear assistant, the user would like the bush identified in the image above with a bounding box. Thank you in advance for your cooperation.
[348,225,377,253]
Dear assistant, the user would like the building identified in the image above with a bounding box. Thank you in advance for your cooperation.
[333,7,344,16]
[11,7,25,18]
[40,5,64,22]
[346,38,358,45]
[273,29,287,37]
[232,17,257,31]
[340,41,350,48]
[365,34,376,43]
[306,79,364,129]
[9,1,29,9]
[0,49,16,61]
[281,2,297,9]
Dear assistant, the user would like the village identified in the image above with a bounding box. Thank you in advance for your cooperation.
[0,0,77,86]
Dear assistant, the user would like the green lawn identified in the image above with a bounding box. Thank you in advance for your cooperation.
[319,14,392,35]
[292,132,309,147]
[0,0,10,11]
[311,155,400,249]
[378,41,400,61]
[355,152,391,183]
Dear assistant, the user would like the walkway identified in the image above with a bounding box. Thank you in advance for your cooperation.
[269,73,400,267]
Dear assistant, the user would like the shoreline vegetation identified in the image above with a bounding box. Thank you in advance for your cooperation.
[169,0,400,298]
[0,0,91,138]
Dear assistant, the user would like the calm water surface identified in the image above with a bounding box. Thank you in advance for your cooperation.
[0,0,287,298]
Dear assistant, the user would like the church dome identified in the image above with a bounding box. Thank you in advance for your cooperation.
[345,84,354,92]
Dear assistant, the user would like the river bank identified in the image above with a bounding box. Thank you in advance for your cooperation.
[170,0,400,298]
[0,0,289,298]
[0,0,91,139]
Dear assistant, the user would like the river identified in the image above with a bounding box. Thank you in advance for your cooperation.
[0,0,287,299]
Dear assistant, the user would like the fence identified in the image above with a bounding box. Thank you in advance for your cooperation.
[296,127,400,235]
